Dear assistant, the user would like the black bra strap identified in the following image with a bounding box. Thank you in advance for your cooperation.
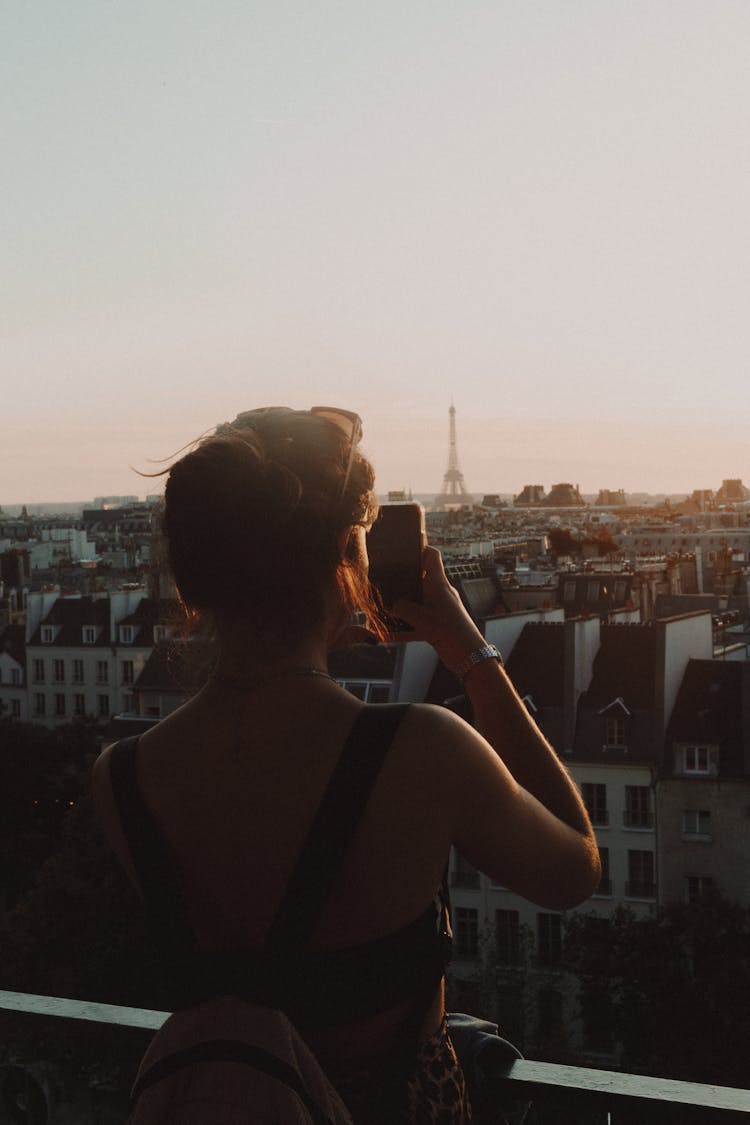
[107,736,194,956]
[265,704,410,954]
[107,704,411,961]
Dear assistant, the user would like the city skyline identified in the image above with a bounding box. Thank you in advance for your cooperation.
[4,3,749,503]
[1,405,748,509]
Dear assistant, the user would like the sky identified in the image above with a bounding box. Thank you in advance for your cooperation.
[2,2,750,505]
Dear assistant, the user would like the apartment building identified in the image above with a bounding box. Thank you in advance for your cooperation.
[442,599,718,1053]
[24,589,158,726]
[0,624,27,720]
[658,658,750,908]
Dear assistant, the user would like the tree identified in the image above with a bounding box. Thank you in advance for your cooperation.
[564,897,750,1087]
[0,717,99,908]
[547,528,580,557]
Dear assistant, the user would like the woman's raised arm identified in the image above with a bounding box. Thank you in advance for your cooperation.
[393,547,600,909]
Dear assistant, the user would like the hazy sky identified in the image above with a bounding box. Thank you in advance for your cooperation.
[3,2,749,504]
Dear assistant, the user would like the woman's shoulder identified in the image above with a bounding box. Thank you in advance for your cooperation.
[399,700,484,752]
[392,701,498,792]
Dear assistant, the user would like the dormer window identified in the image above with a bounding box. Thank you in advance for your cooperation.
[119,625,135,645]
[605,716,626,748]
[153,625,169,644]
[682,744,716,776]
[41,625,55,643]
[82,626,98,644]
[598,697,630,751]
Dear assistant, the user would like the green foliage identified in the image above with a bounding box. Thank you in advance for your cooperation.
[0,717,101,908]
[564,898,750,1087]
[0,790,164,1009]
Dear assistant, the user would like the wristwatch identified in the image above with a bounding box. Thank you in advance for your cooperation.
[453,644,503,684]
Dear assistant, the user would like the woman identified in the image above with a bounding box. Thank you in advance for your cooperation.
[93,406,600,1123]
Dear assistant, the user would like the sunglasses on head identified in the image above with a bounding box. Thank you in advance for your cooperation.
[224,405,363,499]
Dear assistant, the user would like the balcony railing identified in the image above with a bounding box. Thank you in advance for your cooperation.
[1,990,749,1121]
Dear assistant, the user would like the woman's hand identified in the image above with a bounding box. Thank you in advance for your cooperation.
[391,546,487,671]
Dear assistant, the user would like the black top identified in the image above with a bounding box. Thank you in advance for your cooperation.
[107,703,452,1027]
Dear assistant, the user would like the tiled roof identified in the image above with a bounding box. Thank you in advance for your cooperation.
[0,623,25,665]
[505,622,565,707]
[582,623,657,709]
[666,659,745,748]
[571,623,660,762]
[118,598,179,645]
[28,597,110,647]
[134,641,213,694]
[423,659,462,708]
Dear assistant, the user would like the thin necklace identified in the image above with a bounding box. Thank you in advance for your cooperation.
[211,667,336,693]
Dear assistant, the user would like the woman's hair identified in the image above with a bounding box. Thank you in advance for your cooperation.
[157,408,384,642]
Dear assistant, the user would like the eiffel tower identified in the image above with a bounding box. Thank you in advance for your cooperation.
[435,403,473,508]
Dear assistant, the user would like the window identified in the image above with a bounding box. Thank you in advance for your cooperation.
[582,782,608,826]
[82,626,97,644]
[624,786,652,829]
[594,847,612,896]
[495,910,520,965]
[587,580,600,602]
[122,660,135,685]
[368,683,391,704]
[153,625,169,643]
[74,694,86,717]
[451,853,480,889]
[686,875,714,903]
[11,699,21,718]
[119,625,135,644]
[98,694,110,717]
[341,681,367,700]
[605,715,626,748]
[11,667,20,686]
[455,907,479,959]
[563,581,576,602]
[73,659,84,683]
[55,693,66,717]
[96,660,109,684]
[537,913,562,967]
[683,746,710,775]
[33,659,45,684]
[626,850,655,899]
[41,625,55,643]
[122,693,135,713]
[53,659,65,683]
[614,580,628,601]
[34,693,45,716]
[683,809,711,838]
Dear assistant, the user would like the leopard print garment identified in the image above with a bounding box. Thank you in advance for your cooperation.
[327,1018,472,1124]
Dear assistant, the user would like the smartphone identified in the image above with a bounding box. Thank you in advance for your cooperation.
[366,503,425,612]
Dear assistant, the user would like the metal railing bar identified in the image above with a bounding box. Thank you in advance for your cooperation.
[0,990,168,1031]
[504,1060,750,1112]
[1,991,749,1112]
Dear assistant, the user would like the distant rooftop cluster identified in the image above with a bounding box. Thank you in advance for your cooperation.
[2,472,750,1078]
